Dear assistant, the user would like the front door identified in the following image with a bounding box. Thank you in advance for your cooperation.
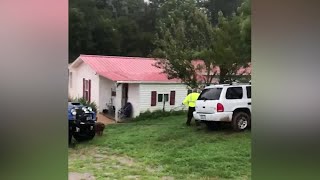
[121,83,128,107]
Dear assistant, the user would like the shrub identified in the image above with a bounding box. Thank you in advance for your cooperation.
[69,97,98,113]
[133,109,186,121]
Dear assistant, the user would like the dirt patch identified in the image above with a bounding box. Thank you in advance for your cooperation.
[161,176,175,180]
[97,113,115,125]
[146,165,164,173]
[124,175,140,179]
[70,147,165,179]
[102,172,115,177]
[112,155,136,167]
[69,172,95,180]
[69,147,100,161]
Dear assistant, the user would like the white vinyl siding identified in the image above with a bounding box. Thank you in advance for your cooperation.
[127,83,140,118]
[99,76,116,112]
[68,62,99,110]
[69,72,72,88]
[139,83,188,113]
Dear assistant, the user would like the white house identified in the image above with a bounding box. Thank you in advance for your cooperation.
[68,55,189,122]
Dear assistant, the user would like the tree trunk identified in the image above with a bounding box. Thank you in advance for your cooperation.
[205,70,210,86]
[219,66,228,84]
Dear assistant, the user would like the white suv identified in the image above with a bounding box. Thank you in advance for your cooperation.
[193,84,251,131]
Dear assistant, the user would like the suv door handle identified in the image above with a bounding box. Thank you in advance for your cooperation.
[248,102,251,105]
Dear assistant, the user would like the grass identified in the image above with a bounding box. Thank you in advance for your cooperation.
[69,115,251,180]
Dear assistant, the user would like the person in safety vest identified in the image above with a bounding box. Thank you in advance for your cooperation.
[183,88,200,126]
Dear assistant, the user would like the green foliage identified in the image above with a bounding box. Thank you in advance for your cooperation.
[198,0,243,25]
[212,0,251,83]
[154,0,251,85]
[69,97,98,113]
[153,0,216,88]
[238,0,251,62]
[69,0,251,84]
[133,109,186,121]
[69,0,157,62]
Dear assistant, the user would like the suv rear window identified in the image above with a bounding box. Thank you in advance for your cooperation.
[226,87,243,99]
[198,88,222,100]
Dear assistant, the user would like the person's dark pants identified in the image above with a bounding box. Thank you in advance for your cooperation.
[186,107,199,126]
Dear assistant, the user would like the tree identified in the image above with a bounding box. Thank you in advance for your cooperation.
[69,0,158,62]
[212,0,251,83]
[69,7,95,61]
[153,0,217,88]
[154,0,251,85]
[238,0,251,61]
[91,17,121,55]
[198,0,243,26]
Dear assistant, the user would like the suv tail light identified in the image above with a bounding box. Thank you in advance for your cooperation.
[217,103,224,112]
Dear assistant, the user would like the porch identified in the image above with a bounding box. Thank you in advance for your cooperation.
[101,82,136,122]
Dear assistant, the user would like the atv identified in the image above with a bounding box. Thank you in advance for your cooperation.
[68,102,97,143]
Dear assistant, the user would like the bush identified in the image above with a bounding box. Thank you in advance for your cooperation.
[69,97,98,113]
[133,109,186,121]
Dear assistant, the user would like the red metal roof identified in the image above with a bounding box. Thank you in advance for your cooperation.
[79,55,180,82]
[77,55,251,83]
[192,60,252,75]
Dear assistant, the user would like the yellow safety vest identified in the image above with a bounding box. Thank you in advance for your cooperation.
[183,92,200,107]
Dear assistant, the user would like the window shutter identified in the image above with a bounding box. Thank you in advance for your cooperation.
[88,80,91,102]
[83,78,85,98]
[151,91,157,106]
[170,91,176,105]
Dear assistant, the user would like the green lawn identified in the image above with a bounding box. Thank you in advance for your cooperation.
[69,115,251,180]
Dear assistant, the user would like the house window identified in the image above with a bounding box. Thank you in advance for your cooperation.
[69,72,72,88]
[85,80,89,90]
[84,80,89,100]
[158,94,163,102]
[164,94,169,102]
[158,94,169,103]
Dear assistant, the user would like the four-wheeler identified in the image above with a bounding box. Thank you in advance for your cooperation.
[68,102,97,143]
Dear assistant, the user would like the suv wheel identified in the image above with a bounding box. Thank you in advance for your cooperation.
[232,112,250,131]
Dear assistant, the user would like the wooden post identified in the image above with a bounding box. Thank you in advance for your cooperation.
[115,84,122,123]
[163,100,165,112]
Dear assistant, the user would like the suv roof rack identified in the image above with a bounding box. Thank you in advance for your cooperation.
[216,82,250,86]
[230,81,251,85]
